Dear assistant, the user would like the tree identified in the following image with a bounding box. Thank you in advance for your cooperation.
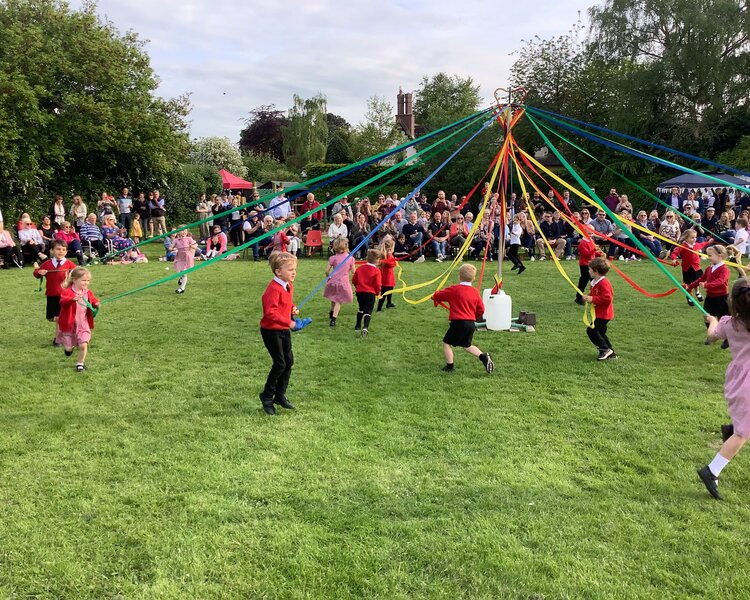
[589,0,750,155]
[413,73,482,133]
[0,0,190,217]
[281,94,328,173]
[350,95,404,162]
[238,105,287,161]
[325,112,353,163]
[410,73,495,197]
[242,152,298,184]
[188,137,248,178]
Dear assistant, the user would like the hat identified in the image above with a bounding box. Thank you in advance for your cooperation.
[707,206,715,211]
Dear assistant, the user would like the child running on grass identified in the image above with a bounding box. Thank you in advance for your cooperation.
[323,237,355,327]
[431,263,493,374]
[699,278,750,500]
[171,227,197,294]
[377,236,397,311]
[33,239,76,347]
[259,251,307,416]
[58,267,99,372]
[582,257,617,361]
[671,229,711,306]
[352,248,382,338]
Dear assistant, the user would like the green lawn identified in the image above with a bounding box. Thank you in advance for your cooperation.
[1,252,748,599]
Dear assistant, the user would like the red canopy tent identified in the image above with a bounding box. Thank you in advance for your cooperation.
[219,169,254,190]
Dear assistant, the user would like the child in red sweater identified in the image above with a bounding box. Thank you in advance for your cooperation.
[352,248,382,337]
[259,251,301,416]
[671,229,711,305]
[33,239,76,346]
[582,257,617,360]
[431,264,494,373]
[686,245,730,319]
[575,236,601,305]
[59,267,100,372]
[377,237,397,311]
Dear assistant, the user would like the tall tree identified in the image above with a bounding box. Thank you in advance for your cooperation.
[350,95,404,162]
[238,105,287,161]
[189,137,248,177]
[0,0,190,216]
[589,0,750,154]
[413,73,481,132]
[281,94,328,173]
[411,73,495,197]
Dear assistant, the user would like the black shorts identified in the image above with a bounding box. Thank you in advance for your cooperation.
[704,295,729,318]
[356,292,376,314]
[443,319,476,348]
[46,295,61,320]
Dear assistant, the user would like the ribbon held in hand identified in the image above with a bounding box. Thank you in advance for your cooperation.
[292,317,312,332]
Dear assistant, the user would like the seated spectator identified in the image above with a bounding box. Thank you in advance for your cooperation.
[394,233,410,259]
[449,214,470,254]
[79,213,108,259]
[350,213,371,259]
[609,210,636,260]
[101,214,120,242]
[205,225,228,259]
[634,210,662,257]
[53,222,86,265]
[535,212,566,260]
[18,221,47,262]
[287,222,301,257]
[427,212,449,261]
[591,210,614,244]
[417,210,430,231]
[659,211,682,249]
[112,227,135,251]
[464,211,475,227]
[391,210,406,236]
[163,235,176,261]
[16,213,36,234]
[300,193,323,233]
[471,213,494,260]
[0,222,22,268]
[401,212,425,262]
[327,213,348,247]
[563,211,581,259]
[615,194,633,214]
[38,215,58,251]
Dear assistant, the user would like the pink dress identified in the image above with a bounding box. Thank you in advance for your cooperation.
[173,237,195,272]
[58,297,91,348]
[715,315,750,437]
[323,253,355,304]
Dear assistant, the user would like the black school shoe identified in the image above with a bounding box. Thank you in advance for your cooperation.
[75,364,87,373]
[697,466,723,500]
[259,394,276,416]
[721,424,734,442]
[441,364,455,372]
[274,397,296,410]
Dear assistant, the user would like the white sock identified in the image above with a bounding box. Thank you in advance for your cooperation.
[709,453,730,477]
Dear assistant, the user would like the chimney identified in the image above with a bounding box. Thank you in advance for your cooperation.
[396,89,415,139]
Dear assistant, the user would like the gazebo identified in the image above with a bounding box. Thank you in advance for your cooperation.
[219,169,254,190]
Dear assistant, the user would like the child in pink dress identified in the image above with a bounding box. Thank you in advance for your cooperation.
[58,267,100,372]
[171,228,197,294]
[323,237,355,327]
[699,277,750,500]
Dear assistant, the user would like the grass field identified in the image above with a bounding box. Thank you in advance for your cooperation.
[2,249,748,599]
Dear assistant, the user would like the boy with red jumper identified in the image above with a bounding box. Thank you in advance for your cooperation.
[352,248,382,337]
[33,239,76,346]
[431,263,494,373]
[582,257,617,360]
[575,236,601,305]
[259,251,299,416]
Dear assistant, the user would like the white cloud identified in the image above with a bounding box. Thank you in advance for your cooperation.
[71,0,591,140]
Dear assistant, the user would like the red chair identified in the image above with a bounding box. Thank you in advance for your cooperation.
[304,229,323,257]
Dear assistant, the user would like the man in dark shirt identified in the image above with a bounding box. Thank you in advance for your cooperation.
[535,212,566,259]
[401,212,426,263]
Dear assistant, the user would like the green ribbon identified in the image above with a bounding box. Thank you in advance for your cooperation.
[96,112,492,308]
[525,111,709,316]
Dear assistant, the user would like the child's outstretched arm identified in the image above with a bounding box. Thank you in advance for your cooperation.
[705,315,722,344]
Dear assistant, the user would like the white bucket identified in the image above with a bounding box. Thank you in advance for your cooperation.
[483,289,512,331]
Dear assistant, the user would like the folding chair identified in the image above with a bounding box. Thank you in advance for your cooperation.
[304,229,324,257]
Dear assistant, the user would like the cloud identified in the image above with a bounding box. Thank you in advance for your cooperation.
[71,0,591,140]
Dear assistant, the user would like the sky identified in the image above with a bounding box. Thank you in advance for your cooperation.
[71,0,593,142]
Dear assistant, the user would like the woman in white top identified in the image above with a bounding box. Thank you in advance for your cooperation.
[327,213,348,246]
[70,195,87,230]
[50,195,66,226]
